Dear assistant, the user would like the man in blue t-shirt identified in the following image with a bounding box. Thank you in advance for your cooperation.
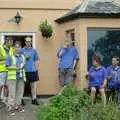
[106,56,120,101]
[21,37,40,105]
[57,41,79,87]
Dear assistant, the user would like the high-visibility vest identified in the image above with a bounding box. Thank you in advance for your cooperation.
[0,45,13,72]
[7,55,26,81]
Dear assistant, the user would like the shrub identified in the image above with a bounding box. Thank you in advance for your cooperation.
[39,20,53,38]
[37,86,120,120]
[37,85,91,120]
[78,102,120,120]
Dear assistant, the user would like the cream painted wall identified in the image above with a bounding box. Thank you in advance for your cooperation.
[0,0,80,10]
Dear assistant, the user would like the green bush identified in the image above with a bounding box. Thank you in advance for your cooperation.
[37,85,91,120]
[37,86,120,120]
[39,20,53,38]
[78,103,120,120]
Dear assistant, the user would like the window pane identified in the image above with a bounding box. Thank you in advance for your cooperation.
[87,29,120,68]
[66,29,75,46]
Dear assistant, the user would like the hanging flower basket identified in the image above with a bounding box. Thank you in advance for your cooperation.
[39,20,53,38]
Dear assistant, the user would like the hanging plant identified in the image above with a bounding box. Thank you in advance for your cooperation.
[39,20,53,38]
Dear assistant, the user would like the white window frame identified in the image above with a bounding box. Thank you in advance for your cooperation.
[0,32,36,48]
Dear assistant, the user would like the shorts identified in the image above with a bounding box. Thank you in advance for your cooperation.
[25,71,39,83]
[58,68,74,87]
[0,72,7,85]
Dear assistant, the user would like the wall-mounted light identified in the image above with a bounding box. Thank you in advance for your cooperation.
[8,12,23,24]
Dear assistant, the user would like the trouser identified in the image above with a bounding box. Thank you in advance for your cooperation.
[58,68,74,87]
[107,87,117,102]
[0,72,8,99]
[117,89,120,104]
[16,80,24,106]
[30,82,37,100]
[7,80,24,109]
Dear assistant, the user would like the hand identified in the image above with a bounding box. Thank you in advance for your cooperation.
[63,45,68,49]
[25,54,31,59]
[117,80,120,84]
[100,85,105,88]
[101,83,107,88]
[0,56,7,60]
[16,67,21,71]
[73,69,76,75]
[111,71,117,76]
[20,63,25,69]
[86,72,92,76]
[85,72,92,80]
[63,42,70,49]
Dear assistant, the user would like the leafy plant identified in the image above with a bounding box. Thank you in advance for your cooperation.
[37,85,91,120]
[37,86,120,120]
[39,20,53,38]
[80,102,120,120]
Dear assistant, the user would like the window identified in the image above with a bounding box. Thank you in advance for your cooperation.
[87,29,120,68]
[66,29,75,46]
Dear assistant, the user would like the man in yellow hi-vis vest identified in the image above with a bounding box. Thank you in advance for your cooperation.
[0,36,13,101]
[6,43,26,116]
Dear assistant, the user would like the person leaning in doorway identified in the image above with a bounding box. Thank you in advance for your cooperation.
[21,36,40,105]
[6,43,26,116]
[0,36,13,102]
[57,40,79,89]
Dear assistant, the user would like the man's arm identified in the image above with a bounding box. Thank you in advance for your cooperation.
[116,70,120,84]
[101,68,108,88]
[6,56,20,71]
[106,69,116,81]
[7,66,20,71]
[73,59,79,70]
[73,47,79,69]
[103,78,107,88]
[0,47,6,60]
[107,75,113,81]
[85,72,92,81]
[57,47,65,58]
[21,48,32,59]
[34,49,40,69]
[0,56,6,60]
[106,67,112,81]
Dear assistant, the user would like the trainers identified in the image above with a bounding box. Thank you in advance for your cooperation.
[14,106,19,110]
[0,99,4,109]
[17,106,25,113]
[19,108,25,113]
[9,110,15,116]
[32,99,39,105]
